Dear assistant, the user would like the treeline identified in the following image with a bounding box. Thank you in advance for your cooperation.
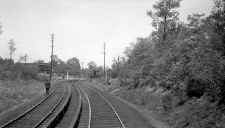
[0,56,81,80]
[82,61,105,79]
[0,27,82,80]
[0,37,103,81]
[49,56,81,78]
[0,58,38,80]
[111,0,225,104]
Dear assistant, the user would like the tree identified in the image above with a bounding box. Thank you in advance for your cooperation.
[209,0,225,55]
[34,60,45,64]
[51,55,66,75]
[87,61,97,78]
[66,57,81,76]
[18,54,28,63]
[8,39,16,62]
[52,55,64,65]
[87,61,97,70]
[147,0,182,40]
[111,57,122,78]
[111,56,131,86]
[67,57,80,66]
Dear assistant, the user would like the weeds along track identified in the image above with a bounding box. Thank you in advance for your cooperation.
[0,80,151,128]
[90,86,154,128]
[0,84,71,128]
[79,85,126,128]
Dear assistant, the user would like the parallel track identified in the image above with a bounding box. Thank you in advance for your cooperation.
[83,84,154,128]
[78,86,91,128]
[79,85,126,128]
[0,85,69,128]
[0,80,152,128]
[35,85,71,128]
[55,84,81,128]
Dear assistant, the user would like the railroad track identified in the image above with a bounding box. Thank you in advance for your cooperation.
[77,86,92,128]
[87,85,154,128]
[54,84,81,128]
[0,80,153,128]
[0,84,71,128]
[78,85,126,128]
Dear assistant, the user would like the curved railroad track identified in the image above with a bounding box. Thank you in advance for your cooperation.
[55,83,81,128]
[0,84,71,128]
[86,85,154,128]
[0,80,154,128]
[78,85,126,128]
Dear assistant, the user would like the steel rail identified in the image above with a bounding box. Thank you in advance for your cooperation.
[79,86,92,128]
[33,85,70,128]
[87,86,126,128]
[0,86,58,128]
[94,89,126,128]
[68,85,82,128]
[80,85,126,128]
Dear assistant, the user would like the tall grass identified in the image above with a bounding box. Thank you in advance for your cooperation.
[0,80,44,113]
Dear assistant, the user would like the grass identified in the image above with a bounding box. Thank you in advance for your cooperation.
[0,80,45,113]
[91,78,225,128]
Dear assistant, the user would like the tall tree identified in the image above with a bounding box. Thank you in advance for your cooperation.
[8,39,16,62]
[147,0,182,40]
[87,61,98,78]
[210,0,225,55]
[87,61,97,71]
[66,57,81,76]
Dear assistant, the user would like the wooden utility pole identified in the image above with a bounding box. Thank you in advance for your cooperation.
[103,42,106,81]
[24,54,28,64]
[81,61,84,78]
[49,34,54,83]
[117,56,120,71]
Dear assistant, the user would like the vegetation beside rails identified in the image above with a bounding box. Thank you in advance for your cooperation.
[0,80,44,114]
[105,79,225,128]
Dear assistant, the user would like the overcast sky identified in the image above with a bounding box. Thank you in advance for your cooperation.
[0,0,214,67]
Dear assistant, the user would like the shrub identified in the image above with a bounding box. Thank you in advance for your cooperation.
[186,78,205,98]
[0,63,39,80]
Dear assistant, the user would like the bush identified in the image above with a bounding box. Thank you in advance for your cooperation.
[186,79,205,98]
[0,63,39,80]
[161,91,173,112]
[172,100,225,128]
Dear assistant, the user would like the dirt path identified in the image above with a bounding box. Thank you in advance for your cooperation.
[113,95,171,128]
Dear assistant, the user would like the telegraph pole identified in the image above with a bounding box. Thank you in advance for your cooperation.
[24,54,28,64]
[117,56,120,71]
[49,34,54,83]
[81,61,84,78]
[103,42,106,81]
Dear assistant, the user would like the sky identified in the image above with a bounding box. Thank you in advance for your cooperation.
[0,0,214,67]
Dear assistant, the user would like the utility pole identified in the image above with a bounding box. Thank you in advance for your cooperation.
[117,56,120,71]
[66,71,69,80]
[103,42,106,81]
[49,34,54,84]
[24,54,28,64]
[81,61,84,78]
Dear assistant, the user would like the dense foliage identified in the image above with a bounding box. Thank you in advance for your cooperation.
[0,55,82,80]
[0,58,39,80]
[109,1,225,127]
[111,0,225,104]
[52,56,81,77]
